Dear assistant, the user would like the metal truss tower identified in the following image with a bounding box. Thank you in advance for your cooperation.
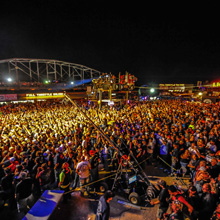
[0,58,102,83]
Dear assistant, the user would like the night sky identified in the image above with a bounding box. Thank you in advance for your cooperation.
[0,1,220,85]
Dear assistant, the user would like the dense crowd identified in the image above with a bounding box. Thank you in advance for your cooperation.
[0,99,220,219]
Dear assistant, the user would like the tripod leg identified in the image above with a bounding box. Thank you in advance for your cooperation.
[111,163,123,191]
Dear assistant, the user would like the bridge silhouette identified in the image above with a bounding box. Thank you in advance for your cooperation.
[0,58,102,84]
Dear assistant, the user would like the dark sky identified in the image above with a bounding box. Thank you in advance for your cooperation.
[0,1,220,84]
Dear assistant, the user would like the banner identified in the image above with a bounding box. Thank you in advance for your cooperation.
[0,94,17,101]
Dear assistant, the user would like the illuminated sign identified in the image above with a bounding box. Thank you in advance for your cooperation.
[159,84,185,92]
[213,82,220,87]
[0,94,17,101]
[25,93,64,99]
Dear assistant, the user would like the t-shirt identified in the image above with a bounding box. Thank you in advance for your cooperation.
[171,148,179,158]
[159,188,169,209]
[90,154,99,169]
[15,178,33,200]
[1,174,13,191]
[95,195,110,220]
[54,153,63,169]
[200,193,216,218]
[76,160,91,178]
[37,168,51,186]
[8,161,19,172]
[160,144,168,155]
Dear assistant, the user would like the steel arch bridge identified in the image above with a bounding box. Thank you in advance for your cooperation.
[0,58,102,83]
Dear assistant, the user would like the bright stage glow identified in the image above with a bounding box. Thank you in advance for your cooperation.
[150,88,155,93]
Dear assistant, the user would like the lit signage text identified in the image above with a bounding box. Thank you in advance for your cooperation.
[213,82,220,87]
[26,93,64,99]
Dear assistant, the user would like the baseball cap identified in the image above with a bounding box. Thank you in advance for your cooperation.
[89,150,96,156]
[9,157,15,162]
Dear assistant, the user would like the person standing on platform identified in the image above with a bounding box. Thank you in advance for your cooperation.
[95,190,115,220]
[76,156,91,196]
[150,179,169,220]
[89,149,99,191]
[54,148,63,188]
[59,162,72,203]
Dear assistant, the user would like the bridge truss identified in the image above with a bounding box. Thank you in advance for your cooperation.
[0,58,102,83]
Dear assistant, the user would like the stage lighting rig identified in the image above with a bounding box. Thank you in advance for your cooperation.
[90,72,137,108]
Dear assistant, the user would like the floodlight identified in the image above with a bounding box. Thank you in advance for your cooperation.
[150,88,155,93]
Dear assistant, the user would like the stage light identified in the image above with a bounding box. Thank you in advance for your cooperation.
[150,88,155,93]
[7,77,12,82]
[198,92,202,96]
[71,82,74,85]
[108,101,114,106]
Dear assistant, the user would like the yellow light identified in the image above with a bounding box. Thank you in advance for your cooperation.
[25,95,64,99]
[213,82,220,87]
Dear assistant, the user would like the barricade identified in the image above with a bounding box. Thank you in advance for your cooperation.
[22,190,64,220]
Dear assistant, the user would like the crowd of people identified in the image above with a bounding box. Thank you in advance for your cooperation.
[0,99,220,219]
